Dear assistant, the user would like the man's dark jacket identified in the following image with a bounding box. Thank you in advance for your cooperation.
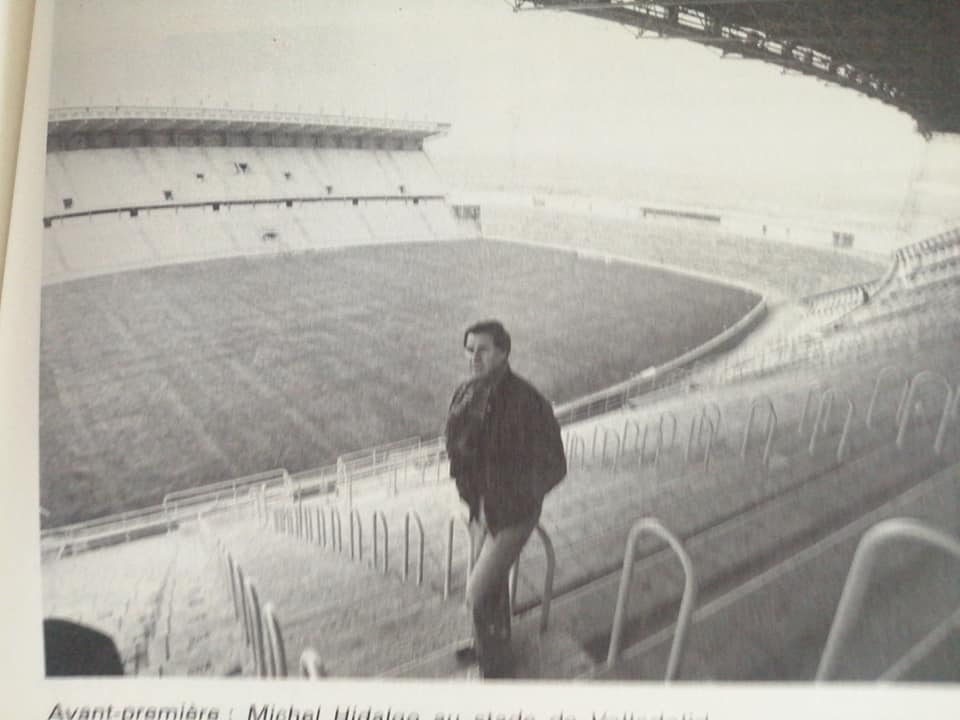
[447,367,567,533]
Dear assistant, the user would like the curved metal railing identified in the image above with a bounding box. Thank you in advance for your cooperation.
[403,510,425,585]
[371,510,389,575]
[507,524,557,633]
[444,514,474,600]
[895,370,955,455]
[606,518,698,680]
[741,395,777,468]
[300,648,327,679]
[816,518,960,681]
[263,602,288,678]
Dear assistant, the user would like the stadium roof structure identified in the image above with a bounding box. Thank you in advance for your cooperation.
[47,106,451,150]
[512,1,960,137]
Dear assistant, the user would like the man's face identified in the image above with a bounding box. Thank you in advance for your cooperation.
[464,332,507,379]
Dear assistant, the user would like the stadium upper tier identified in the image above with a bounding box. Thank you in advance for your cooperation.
[44,146,447,218]
[44,106,451,217]
[40,107,478,282]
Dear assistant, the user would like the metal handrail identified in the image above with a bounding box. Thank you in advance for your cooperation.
[606,518,698,680]
[865,365,907,429]
[816,518,960,681]
[590,425,602,463]
[315,507,327,548]
[621,418,644,456]
[225,552,240,621]
[349,509,363,562]
[684,404,722,464]
[236,565,251,648]
[600,427,622,471]
[371,510,389,575]
[489,524,557,633]
[689,416,716,472]
[444,513,475,600]
[741,395,777,468]
[661,410,679,452]
[808,389,837,455]
[798,385,823,437]
[329,507,343,553]
[403,510,425,585]
[894,370,955,455]
[836,398,856,463]
[300,648,327,679]
[305,505,315,543]
[565,431,587,469]
[702,402,722,439]
[162,468,285,512]
[244,576,267,677]
[263,602,288,678]
[640,419,664,471]
[878,607,960,681]
[683,413,700,465]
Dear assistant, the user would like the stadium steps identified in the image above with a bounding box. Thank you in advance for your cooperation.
[145,526,246,677]
[211,521,472,677]
[592,462,960,682]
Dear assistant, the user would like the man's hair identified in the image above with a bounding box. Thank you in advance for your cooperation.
[463,320,511,356]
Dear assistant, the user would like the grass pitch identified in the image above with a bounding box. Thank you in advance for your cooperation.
[40,239,757,524]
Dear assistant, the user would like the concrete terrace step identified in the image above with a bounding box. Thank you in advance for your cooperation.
[215,525,435,620]
[150,529,245,677]
[282,592,468,677]
[387,622,594,680]
[595,463,960,682]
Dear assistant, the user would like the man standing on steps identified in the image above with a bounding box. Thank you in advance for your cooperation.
[445,320,567,678]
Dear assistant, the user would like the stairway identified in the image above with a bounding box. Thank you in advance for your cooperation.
[211,517,473,677]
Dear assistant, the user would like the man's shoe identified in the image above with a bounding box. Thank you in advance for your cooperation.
[454,645,478,665]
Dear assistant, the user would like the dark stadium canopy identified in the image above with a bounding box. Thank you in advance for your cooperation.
[513,1,960,137]
[47,106,451,151]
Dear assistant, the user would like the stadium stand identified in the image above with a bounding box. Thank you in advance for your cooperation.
[41,108,477,283]
[39,109,959,681]
[481,204,887,300]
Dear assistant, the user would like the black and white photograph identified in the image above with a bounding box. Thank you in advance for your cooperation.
[23,0,960,690]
